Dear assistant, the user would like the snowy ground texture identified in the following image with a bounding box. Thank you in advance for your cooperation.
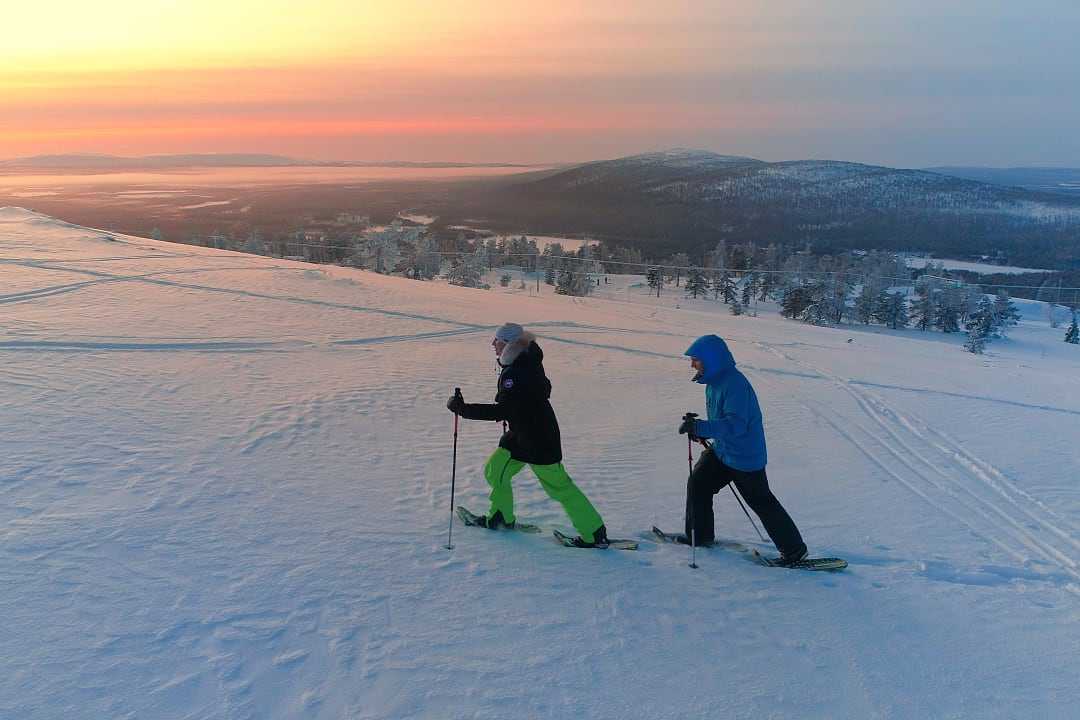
[2,206,1079,719]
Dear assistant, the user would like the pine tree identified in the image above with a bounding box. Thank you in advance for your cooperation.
[544,266,557,286]
[855,284,877,324]
[555,270,573,295]
[684,268,709,299]
[757,272,776,302]
[446,256,483,288]
[741,273,755,307]
[646,267,662,295]
[243,230,263,255]
[964,325,988,354]
[780,285,815,319]
[712,271,736,304]
[964,296,996,353]
[801,300,831,326]
[880,292,909,330]
[910,288,935,330]
[993,291,1021,336]
[934,288,962,333]
[871,290,892,326]
[405,233,439,279]
[555,269,589,296]
[1065,314,1079,344]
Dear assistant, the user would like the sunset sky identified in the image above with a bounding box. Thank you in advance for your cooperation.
[4,1,1079,166]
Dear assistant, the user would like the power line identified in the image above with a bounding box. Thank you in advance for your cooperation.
[190,239,1080,292]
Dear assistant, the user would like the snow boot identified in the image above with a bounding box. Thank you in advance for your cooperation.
[568,525,609,548]
[773,546,809,567]
[477,511,515,530]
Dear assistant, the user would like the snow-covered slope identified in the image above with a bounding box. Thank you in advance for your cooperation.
[2,208,1078,719]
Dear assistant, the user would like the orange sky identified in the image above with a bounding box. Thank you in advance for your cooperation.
[3,2,1078,165]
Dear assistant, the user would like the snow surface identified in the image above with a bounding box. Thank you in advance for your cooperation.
[2,206,1079,719]
[905,256,1051,275]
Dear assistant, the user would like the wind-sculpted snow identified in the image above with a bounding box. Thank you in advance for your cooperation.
[2,209,1078,719]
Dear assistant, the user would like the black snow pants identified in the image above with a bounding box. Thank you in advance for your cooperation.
[684,446,806,558]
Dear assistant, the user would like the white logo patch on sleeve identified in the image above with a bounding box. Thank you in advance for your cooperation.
[503,378,514,389]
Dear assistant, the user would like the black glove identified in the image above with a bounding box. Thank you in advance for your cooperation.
[447,391,465,414]
[678,416,698,437]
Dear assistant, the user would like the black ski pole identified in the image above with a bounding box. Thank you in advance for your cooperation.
[446,387,463,550]
[684,412,699,569]
[729,483,766,542]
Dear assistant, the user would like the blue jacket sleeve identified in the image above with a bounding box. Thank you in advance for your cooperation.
[693,383,752,440]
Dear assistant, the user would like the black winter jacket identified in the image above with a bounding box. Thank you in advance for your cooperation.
[456,341,563,465]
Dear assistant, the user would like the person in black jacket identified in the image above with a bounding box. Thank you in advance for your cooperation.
[447,323,608,547]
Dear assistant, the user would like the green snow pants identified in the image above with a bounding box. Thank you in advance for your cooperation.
[483,447,604,543]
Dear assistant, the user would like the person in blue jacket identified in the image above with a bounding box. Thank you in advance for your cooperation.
[677,334,807,564]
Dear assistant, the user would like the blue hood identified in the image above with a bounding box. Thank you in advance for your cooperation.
[685,335,736,384]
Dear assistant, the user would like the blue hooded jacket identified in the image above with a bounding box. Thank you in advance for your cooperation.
[685,335,767,471]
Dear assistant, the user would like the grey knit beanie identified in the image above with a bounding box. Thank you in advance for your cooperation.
[493,322,524,343]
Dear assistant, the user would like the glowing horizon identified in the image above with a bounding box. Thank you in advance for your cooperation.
[3,2,1078,166]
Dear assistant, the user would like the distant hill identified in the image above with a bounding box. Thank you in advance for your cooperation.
[926,167,1080,196]
[444,150,1080,269]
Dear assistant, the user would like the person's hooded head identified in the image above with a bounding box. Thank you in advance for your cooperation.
[492,322,536,367]
[684,334,736,384]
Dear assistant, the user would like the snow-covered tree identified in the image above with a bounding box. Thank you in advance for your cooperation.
[801,300,832,326]
[780,285,816,319]
[854,284,878,324]
[243,229,263,255]
[363,227,403,274]
[446,255,483,288]
[555,269,590,296]
[646,267,662,295]
[819,275,851,325]
[934,287,963,333]
[741,273,756,307]
[684,268,709,299]
[669,253,690,286]
[757,272,777,302]
[712,271,736,304]
[964,326,988,354]
[964,296,996,353]
[542,263,556,285]
[404,233,440,279]
[993,291,1021,336]
[910,288,935,330]
[876,292,909,330]
[1065,313,1079,344]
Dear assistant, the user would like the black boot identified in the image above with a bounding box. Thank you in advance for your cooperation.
[773,546,808,567]
[570,524,609,548]
[477,511,515,530]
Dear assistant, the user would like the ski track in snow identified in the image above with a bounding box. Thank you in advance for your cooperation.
[754,341,1080,593]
